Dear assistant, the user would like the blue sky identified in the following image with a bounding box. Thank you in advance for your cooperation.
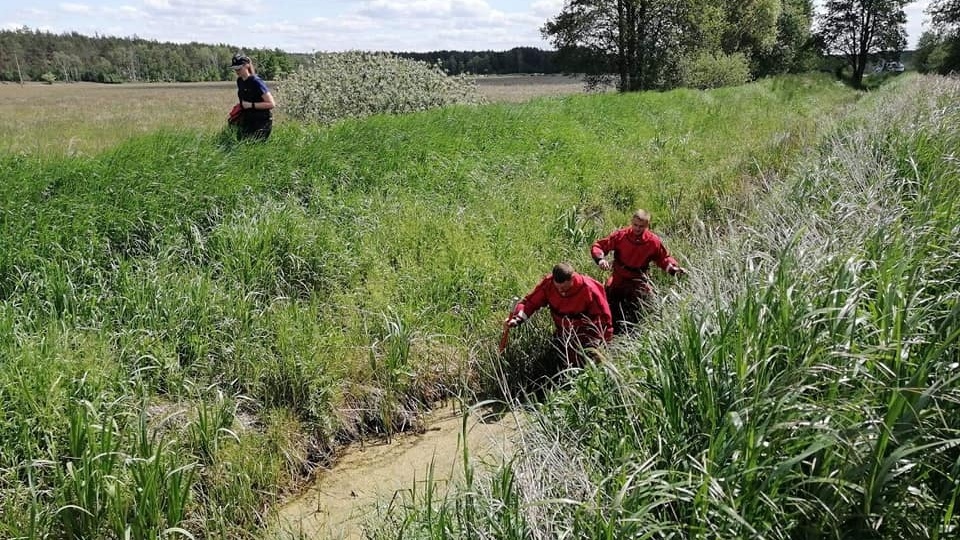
[2,0,931,53]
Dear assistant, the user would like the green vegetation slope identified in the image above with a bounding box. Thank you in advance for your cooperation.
[0,75,862,537]
[373,75,960,539]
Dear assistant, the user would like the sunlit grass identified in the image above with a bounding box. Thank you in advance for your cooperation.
[0,74,865,537]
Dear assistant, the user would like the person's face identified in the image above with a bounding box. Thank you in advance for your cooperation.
[630,217,650,236]
[553,278,574,295]
[233,65,248,77]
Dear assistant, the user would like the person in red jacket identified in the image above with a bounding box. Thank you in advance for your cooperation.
[505,262,613,367]
[591,209,686,334]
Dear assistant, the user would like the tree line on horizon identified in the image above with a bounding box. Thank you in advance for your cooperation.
[0,28,298,83]
[0,28,567,84]
[1,0,958,90]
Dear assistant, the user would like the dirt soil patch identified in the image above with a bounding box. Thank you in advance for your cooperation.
[271,402,518,539]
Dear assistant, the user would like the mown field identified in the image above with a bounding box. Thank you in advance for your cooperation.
[0,75,590,156]
[2,73,956,539]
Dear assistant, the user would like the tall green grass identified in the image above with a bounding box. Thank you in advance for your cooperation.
[1,74,858,537]
[375,75,960,539]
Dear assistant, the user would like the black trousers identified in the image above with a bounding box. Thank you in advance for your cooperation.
[239,117,273,141]
[607,286,654,335]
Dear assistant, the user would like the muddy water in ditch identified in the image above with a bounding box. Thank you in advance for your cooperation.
[271,403,517,539]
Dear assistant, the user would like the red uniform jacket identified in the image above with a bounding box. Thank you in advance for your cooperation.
[591,228,678,295]
[513,273,613,343]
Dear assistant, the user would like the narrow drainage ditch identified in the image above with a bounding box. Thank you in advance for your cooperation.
[271,402,518,539]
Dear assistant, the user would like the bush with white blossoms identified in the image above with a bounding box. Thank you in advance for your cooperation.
[278,51,484,125]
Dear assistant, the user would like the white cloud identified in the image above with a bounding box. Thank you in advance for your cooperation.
[141,0,260,17]
[17,8,51,17]
[450,0,495,17]
[341,19,383,33]
[143,0,232,9]
[59,3,93,14]
[250,21,303,34]
[359,0,497,20]
[344,0,545,43]
[530,0,561,19]
[112,5,143,18]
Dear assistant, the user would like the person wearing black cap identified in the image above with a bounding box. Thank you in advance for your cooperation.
[229,53,275,141]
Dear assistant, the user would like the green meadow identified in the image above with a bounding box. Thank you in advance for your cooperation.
[2,74,957,538]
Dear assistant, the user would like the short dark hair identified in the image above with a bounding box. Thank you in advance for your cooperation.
[552,262,575,283]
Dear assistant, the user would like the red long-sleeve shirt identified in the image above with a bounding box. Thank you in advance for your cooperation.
[591,228,678,290]
[514,273,613,343]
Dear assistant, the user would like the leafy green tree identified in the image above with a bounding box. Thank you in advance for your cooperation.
[717,0,782,56]
[52,51,81,82]
[929,0,960,27]
[682,0,785,83]
[465,53,491,74]
[395,48,559,75]
[680,50,752,88]
[924,0,960,74]
[816,0,908,88]
[255,49,294,80]
[913,29,960,74]
[753,0,818,74]
[542,0,694,91]
[912,30,939,72]
[542,0,809,91]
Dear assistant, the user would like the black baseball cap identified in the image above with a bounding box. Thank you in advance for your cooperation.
[229,54,251,70]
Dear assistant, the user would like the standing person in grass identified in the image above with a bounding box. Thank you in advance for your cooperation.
[229,53,275,141]
[505,262,613,367]
[591,209,686,334]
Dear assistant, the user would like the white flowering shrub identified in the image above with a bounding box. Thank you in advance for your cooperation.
[278,51,484,124]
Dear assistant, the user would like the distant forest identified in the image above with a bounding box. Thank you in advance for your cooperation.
[0,28,562,83]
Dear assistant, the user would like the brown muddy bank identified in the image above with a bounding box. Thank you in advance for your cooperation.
[271,402,518,539]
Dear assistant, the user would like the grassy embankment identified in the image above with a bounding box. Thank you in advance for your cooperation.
[372,75,960,539]
[1,75,857,537]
